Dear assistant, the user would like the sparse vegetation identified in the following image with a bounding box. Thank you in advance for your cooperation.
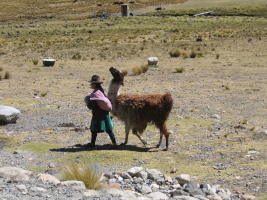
[169,49,181,57]
[132,64,149,75]
[41,92,47,97]
[121,69,128,76]
[189,50,197,58]
[175,67,185,73]
[132,66,143,75]
[224,85,230,90]
[141,64,149,73]
[4,71,10,79]
[72,53,82,60]
[182,51,188,59]
[32,58,39,65]
[241,119,248,125]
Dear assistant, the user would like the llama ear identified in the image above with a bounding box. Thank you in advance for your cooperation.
[120,71,124,86]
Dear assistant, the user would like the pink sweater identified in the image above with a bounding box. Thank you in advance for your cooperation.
[90,89,112,112]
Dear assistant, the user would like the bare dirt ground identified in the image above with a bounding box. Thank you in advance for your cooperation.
[0,0,267,199]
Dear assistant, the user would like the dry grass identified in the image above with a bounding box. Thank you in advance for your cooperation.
[0,0,187,21]
[62,162,103,190]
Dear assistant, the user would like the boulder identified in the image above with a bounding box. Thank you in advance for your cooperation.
[0,167,31,178]
[0,105,21,124]
[127,167,143,177]
[146,168,163,181]
[120,171,132,179]
[147,57,159,65]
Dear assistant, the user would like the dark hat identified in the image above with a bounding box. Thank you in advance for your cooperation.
[89,75,103,84]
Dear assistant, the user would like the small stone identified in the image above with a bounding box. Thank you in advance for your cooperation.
[37,173,60,185]
[16,184,28,193]
[175,174,190,185]
[141,185,152,194]
[240,194,257,200]
[211,114,221,119]
[83,190,100,198]
[146,192,168,200]
[127,167,143,177]
[170,167,178,173]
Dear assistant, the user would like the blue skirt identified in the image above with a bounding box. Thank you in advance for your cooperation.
[90,114,114,133]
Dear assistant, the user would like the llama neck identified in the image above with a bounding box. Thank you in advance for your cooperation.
[107,80,121,105]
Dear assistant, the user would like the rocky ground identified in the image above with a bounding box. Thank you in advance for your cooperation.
[1,59,266,200]
[0,0,267,198]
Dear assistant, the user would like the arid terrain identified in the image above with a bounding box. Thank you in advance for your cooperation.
[0,0,267,199]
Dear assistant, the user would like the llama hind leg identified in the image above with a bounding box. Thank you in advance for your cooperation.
[156,132,170,151]
[156,123,170,151]
[132,128,148,145]
[156,133,163,148]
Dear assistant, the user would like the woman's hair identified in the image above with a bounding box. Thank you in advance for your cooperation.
[95,83,106,96]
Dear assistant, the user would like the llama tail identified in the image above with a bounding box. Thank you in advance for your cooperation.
[162,93,174,116]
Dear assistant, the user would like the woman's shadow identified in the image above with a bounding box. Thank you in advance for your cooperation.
[50,143,152,153]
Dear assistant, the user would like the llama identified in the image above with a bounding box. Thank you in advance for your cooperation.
[107,67,173,150]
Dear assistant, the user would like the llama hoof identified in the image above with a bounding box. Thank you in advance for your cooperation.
[163,148,168,151]
[120,143,126,146]
[142,141,148,145]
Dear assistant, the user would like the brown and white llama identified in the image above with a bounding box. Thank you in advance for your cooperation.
[107,67,174,151]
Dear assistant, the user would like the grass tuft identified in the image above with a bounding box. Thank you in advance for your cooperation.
[121,69,128,76]
[224,85,230,90]
[141,64,149,73]
[182,51,188,59]
[189,50,197,58]
[169,49,180,57]
[175,67,185,73]
[32,58,39,65]
[4,71,10,79]
[62,162,103,190]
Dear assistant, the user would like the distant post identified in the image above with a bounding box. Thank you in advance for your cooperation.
[121,4,129,17]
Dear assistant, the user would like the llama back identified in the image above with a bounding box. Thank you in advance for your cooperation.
[113,93,173,123]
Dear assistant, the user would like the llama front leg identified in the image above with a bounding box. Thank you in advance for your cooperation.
[121,124,130,145]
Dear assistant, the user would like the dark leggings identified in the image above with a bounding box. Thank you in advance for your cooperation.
[91,130,116,145]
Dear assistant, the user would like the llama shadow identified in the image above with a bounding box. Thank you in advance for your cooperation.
[50,144,152,153]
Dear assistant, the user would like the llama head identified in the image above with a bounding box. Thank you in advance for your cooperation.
[109,67,124,86]
[108,67,124,105]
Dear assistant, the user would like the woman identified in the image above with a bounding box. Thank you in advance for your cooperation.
[84,75,117,149]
